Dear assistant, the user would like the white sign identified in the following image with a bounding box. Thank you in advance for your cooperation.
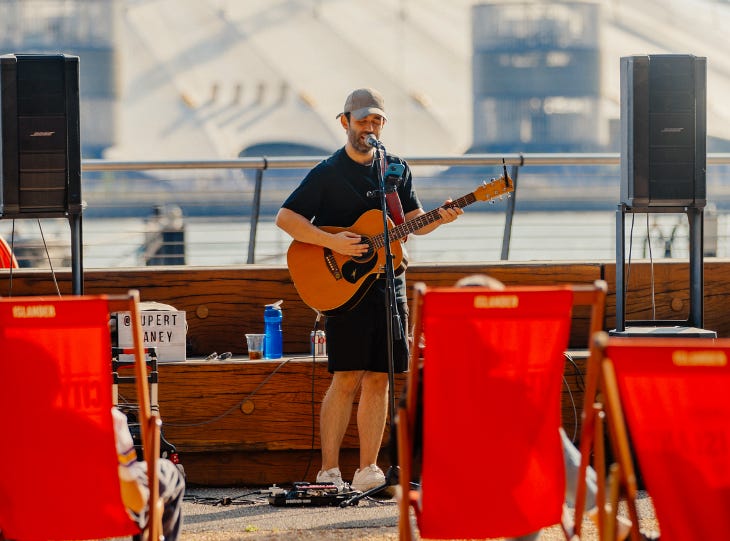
[116,310,187,362]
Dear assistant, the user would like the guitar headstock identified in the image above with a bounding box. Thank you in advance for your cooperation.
[473,174,515,202]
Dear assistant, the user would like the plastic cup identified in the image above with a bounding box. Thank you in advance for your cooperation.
[245,333,265,360]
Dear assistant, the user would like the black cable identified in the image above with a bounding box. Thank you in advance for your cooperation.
[360,496,398,506]
[563,351,586,393]
[183,494,222,504]
[118,355,322,428]
[646,213,656,319]
[626,212,635,306]
[37,218,61,297]
[184,490,263,506]
[8,220,15,296]
[164,358,292,427]
[562,351,580,443]
[229,491,267,504]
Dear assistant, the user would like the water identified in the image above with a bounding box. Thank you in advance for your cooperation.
[2,209,721,269]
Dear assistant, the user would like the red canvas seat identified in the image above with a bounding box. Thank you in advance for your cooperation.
[398,281,606,540]
[0,292,162,541]
[585,334,730,541]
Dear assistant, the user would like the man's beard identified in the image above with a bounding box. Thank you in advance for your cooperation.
[348,129,371,154]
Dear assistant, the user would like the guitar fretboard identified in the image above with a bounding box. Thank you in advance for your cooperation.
[371,192,478,250]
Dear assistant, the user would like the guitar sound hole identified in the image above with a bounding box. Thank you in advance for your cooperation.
[352,238,375,264]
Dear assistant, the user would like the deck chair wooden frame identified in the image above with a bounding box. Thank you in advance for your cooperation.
[577,332,730,541]
[0,290,162,541]
[0,236,18,268]
[397,280,606,541]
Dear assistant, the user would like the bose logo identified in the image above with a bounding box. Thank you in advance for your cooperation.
[29,131,56,137]
[661,127,684,134]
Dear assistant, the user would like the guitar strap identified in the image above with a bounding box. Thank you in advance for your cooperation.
[386,191,405,225]
[384,156,405,225]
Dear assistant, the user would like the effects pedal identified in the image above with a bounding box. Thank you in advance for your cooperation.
[267,481,357,507]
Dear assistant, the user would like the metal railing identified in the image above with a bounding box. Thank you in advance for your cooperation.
[3,152,730,269]
[82,152,730,264]
[83,151,730,170]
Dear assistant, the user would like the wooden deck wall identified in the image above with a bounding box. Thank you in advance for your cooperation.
[3,260,729,485]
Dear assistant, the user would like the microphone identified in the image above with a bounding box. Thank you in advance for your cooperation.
[365,134,383,149]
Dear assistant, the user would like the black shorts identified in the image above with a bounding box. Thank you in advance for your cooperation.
[324,281,410,374]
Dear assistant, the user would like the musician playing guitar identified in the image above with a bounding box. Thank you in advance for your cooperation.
[275,88,462,494]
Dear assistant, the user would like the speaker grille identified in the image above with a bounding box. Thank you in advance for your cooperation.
[0,53,80,218]
[620,54,706,208]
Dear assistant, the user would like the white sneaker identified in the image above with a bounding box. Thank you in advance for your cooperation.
[351,464,385,492]
[316,467,345,491]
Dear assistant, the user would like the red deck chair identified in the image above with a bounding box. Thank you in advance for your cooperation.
[587,333,730,541]
[397,281,606,540]
[0,291,162,541]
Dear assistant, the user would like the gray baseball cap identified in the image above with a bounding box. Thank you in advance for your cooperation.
[336,88,387,120]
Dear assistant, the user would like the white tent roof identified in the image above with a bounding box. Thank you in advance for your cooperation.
[107,0,730,160]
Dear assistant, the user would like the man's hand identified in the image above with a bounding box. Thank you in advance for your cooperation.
[330,231,369,257]
[438,199,463,224]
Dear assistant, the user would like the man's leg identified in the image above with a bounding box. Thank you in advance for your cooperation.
[131,459,185,541]
[561,427,597,509]
[508,533,541,541]
[320,371,363,471]
[158,459,185,541]
[357,371,389,469]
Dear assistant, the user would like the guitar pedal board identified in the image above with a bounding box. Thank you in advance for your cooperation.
[267,482,357,507]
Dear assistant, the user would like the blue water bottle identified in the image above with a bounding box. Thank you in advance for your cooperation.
[264,300,283,359]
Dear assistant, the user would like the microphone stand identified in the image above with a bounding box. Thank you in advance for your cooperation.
[341,141,403,506]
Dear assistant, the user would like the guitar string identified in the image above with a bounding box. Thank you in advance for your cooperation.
[371,192,478,250]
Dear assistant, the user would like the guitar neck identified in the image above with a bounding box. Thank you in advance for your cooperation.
[371,192,477,249]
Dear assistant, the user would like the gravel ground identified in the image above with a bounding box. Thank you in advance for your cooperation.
[177,487,659,541]
[180,486,399,541]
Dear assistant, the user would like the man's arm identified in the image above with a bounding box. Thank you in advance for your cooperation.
[275,207,368,257]
[112,407,148,515]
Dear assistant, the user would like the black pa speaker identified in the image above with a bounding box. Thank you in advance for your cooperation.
[620,54,706,208]
[0,53,81,218]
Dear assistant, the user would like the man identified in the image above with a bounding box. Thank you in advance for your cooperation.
[275,88,462,492]
[113,407,185,540]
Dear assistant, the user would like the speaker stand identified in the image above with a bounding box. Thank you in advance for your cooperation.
[69,211,83,294]
[0,210,83,295]
[613,203,715,338]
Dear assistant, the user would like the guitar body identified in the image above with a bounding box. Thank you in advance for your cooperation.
[287,175,513,315]
[287,209,404,315]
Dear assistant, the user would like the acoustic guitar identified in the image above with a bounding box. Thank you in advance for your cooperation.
[287,175,513,315]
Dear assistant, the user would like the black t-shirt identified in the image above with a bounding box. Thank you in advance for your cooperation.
[281,147,422,300]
